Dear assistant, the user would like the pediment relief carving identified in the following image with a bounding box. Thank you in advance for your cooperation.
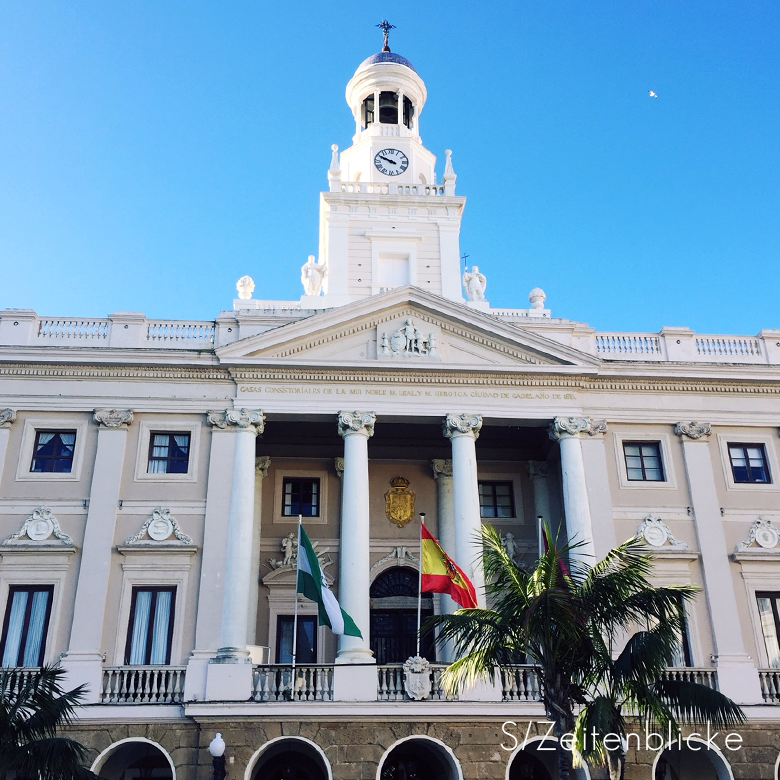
[124,508,194,547]
[217,290,596,368]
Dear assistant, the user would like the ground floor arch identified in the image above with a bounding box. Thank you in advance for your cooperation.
[377,736,462,780]
[91,738,175,780]
[246,736,332,780]
[654,738,734,780]
[507,738,591,780]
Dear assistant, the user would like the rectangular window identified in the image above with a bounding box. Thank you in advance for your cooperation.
[30,430,76,473]
[276,616,317,664]
[757,593,780,668]
[729,444,771,484]
[668,599,693,668]
[147,432,191,474]
[282,478,320,517]
[0,586,53,667]
[125,587,175,665]
[478,481,515,519]
[623,442,665,482]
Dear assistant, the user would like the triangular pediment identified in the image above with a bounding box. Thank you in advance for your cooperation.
[217,288,600,370]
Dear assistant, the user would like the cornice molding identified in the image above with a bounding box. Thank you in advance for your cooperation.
[0,363,232,381]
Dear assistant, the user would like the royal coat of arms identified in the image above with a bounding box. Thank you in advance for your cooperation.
[385,476,415,528]
[403,655,432,700]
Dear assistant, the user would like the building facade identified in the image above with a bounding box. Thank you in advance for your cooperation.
[1,40,780,780]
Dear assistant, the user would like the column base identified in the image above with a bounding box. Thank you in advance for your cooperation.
[336,648,375,664]
[205,657,253,702]
[59,652,103,704]
[213,645,251,662]
[714,654,764,705]
[333,663,379,701]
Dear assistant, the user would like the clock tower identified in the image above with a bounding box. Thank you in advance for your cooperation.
[308,24,466,308]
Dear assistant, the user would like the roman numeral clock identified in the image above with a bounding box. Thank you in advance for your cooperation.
[374,148,409,176]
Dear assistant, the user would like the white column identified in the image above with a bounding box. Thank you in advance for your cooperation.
[248,456,271,645]
[527,461,551,556]
[336,411,375,663]
[548,417,599,562]
[184,419,237,702]
[580,428,618,559]
[432,459,456,661]
[212,409,265,661]
[443,413,485,607]
[0,409,17,487]
[62,409,133,702]
[675,422,763,704]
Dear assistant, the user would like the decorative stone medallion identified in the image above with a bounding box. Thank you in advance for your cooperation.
[736,517,780,553]
[385,476,416,528]
[403,655,432,701]
[636,514,689,550]
[125,508,192,545]
[2,507,73,545]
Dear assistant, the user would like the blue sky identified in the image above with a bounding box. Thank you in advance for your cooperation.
[1,1,778,334]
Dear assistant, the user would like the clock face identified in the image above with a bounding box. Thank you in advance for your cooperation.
[374,148,409,176]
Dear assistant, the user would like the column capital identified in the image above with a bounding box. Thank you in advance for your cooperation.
[526,461,549,481]
[207,408,265,434]
[334,457,344,478]
[674,421,712,441]
[548,416,606,441]
[338,411,376,439]
[93,409,134,428]
[255,456,271,477]
[431,459,453,479]
[0,409,17,429]
[443,413,482,440]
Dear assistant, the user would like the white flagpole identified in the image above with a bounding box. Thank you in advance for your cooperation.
[416,512,425,658]
[292,515,302,680]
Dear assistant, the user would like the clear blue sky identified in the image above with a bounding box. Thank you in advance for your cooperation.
[1,1,778,334]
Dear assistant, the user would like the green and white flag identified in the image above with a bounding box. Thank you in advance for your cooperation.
[297,525,362,638]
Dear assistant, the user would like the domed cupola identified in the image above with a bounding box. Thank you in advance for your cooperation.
[345,20,428,144]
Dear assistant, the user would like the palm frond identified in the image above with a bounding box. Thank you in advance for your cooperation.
[652,678,745,729]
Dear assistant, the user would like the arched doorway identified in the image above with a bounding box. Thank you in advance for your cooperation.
[654,740,734,780]
[92,739,174,780]
[249,737,330,780]
[506,738,590,780]
[370,567,434,663]
[378,737,461,780]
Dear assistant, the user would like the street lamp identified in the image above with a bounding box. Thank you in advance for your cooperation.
[209,733,226,780]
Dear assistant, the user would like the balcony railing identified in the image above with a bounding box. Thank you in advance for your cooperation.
[0,667,42,695]
[501,665,543,701]
[759,669,780,703]
[100,666,186,704]
[252,664,334,702]
[661,667,718,689]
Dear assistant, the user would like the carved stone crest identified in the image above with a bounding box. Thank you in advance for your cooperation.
[125,508,193,545]
[385,477,416,528]
[736,517,780,553]
[674,421,712,441]
[94,409,134,428]
[0,409,17,429]
[403,655,433,700]
[636,514,689,550]
[267,533,333,571]
[3,507,73,545]
[380,319,437,357]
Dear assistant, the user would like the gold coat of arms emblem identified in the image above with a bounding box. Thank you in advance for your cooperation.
[385,476,415,528]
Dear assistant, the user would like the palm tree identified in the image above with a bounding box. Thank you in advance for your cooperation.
[0,665,98,780]
[430,525,744,780]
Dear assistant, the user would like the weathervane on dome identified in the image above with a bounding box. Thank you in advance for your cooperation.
[376,19,396,52]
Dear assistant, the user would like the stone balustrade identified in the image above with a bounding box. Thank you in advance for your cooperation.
[251,664,334,702]
[660,667,718,689]
[759,670,780,703]
[338,181,445,196]
[100,666,186,704]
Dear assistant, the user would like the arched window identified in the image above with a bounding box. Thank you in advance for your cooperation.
[403,95,414,128]
[379,738,460,780]
[370,567,434,663]
[362,95,374,128]
[250,738,330,780]
[93,739,174,780]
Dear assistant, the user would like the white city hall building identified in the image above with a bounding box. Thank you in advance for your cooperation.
[1,37,780,780]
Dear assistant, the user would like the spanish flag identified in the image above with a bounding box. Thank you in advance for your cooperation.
[421,523,478,609]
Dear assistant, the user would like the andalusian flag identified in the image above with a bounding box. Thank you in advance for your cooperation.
[297,525,362,638]
[421,523,478,609]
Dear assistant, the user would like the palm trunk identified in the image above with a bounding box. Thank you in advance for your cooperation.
[553,721,572,780]
[606,749,625,780]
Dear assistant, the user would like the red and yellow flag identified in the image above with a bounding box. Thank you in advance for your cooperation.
[421,523,478,609]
